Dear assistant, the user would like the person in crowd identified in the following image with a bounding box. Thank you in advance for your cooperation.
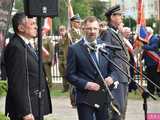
[118,25,137,92]
[99,21,108,38]
[4,12,52,120]
[66,16,119,120]
[55,25,71,92]
[69,14,82,107]
[42,32,54,89]
[70,14,82,43]
[142,27,160,96]
[101,5,130,120]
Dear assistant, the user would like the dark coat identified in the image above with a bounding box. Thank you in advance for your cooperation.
[101,27,130,83]
[4,34,52,118]
[66,38,118,106]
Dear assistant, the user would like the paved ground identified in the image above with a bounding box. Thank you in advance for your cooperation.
[0,96,160,120]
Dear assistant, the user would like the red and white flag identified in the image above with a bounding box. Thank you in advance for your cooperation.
[42,17,52,59]
[42,17,52,34]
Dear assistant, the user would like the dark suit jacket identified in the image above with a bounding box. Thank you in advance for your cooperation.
[101,27,130,83]
[4,34,52,118]
[66,38,118,105]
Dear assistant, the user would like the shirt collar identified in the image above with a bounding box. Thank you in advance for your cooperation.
[83,37,97,45]
[18,34,32,45]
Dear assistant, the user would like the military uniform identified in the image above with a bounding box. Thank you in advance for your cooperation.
[69,14,82,107]
[43,36,54,89]
[70,28,81,43]
[101,5,130,120]
[56,33,71,92]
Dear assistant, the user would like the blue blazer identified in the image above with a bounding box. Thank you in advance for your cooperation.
[143,35,160,67]
[66,38,118,105]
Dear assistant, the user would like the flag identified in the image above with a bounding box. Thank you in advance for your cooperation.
[136,0,149,43]
[134,0,146,86]
[42,17,52,35]
[67,0,74,31]
[42,17,52,60]
[144,50,160,72]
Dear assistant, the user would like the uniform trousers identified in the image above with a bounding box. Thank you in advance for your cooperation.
[110,83,128,120]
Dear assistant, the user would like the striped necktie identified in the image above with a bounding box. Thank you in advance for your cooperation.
[28,43,38,58]
[91,51,99,65]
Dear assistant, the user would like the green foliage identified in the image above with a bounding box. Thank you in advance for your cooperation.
[123,17,136,31]
[146,17,160,34]
[90,1,107,20]
[0,81,7,96]
[15,0,23,11]
[53,0,105,31]
[50,89,68,97]
[72,0,93,18]
[0,112,10,120]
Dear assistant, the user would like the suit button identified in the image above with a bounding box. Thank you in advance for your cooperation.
[94,71,97,75]
[102,89,105,92]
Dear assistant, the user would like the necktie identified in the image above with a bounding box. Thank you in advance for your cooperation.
[28,43,38,58]
[91,51,99,65]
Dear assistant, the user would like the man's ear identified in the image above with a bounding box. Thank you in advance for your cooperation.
[18,24,25,32]
[110,15,114,20]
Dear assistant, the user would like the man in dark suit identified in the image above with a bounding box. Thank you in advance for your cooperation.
[101,5,130,120]
[66,16,119,120]
[4,12,52,120]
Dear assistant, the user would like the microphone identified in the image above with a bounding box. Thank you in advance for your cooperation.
[84,42,96,51]
[89,42,122,51]
[99,43,122,50]
[85,42,121,53]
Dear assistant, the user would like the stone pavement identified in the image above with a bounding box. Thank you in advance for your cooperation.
[0,96,160,120]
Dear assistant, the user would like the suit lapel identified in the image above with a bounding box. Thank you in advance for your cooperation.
[27,47,38,61]
[16,35,38,62]
[108,28,129,57]
[79,39,98,68]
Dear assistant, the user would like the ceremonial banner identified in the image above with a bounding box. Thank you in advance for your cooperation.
[42,17,52,35]
[134,0,146,85]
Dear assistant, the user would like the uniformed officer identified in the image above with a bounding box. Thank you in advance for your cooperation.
[69,14,82,107]
[101,5,130,120]
[56,25,71,92]
[43,33,55,89]
[70,14,82,43]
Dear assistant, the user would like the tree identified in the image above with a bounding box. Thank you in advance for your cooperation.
[15,0,23,11]
[90,0,107,20]
[123,17,136,31]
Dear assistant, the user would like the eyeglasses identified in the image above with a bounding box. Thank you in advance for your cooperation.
[112,13,122,16]
[85,27,99,31]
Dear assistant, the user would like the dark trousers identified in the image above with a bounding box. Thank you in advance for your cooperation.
[110,83,128,120]
[77,103,109,120]
[146,66,160,94]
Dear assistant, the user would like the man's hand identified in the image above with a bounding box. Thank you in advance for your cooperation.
[105,76,114,86]
[23,114,34,120]
[85,82,100,91]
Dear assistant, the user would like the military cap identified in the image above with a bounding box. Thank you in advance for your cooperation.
[70,14,81,21]
[105,5,122,17]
